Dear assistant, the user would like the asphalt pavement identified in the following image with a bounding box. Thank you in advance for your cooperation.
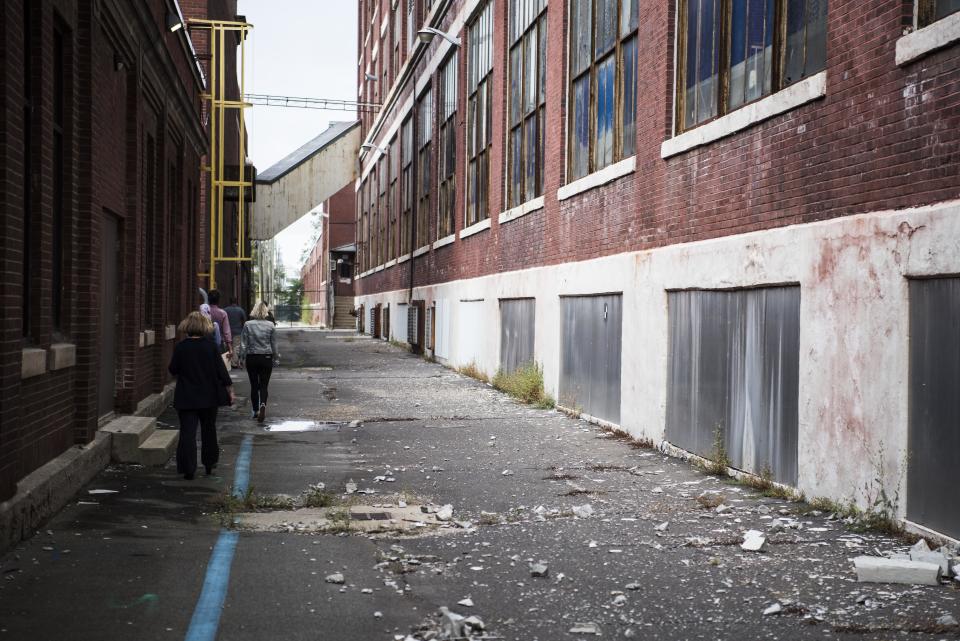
[1,328,958,641]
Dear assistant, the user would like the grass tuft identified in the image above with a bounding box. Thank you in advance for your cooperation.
[457,361,490,383]
[491,362,555,409]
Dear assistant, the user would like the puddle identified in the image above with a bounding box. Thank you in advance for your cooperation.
[263,420,341,433]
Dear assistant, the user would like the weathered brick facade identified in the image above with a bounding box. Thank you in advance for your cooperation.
[354,0,959,295]
[301,185,358,327]
[0,0,215,501]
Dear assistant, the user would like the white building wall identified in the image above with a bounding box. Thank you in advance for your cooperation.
[355,199,960,525]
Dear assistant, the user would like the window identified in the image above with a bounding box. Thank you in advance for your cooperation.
[678,0,827,133]
[393,4,402,80]
[508,0,548,208]
[568,0,638,181]
[359,178,369,271]
[400,116,414,255]
[407,0,416,53]
[919,0,960,27]
[437,53,458,238]
[357,181,366,272]
[52,26,67,331]
[143,133,157,325]
[22,0,34,337]
[416,87,433,248]
[378,155,389,262]
[466,2,493,226]
[389,136,399,261]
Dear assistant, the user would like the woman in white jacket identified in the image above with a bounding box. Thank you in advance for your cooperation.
[239,301,278,422]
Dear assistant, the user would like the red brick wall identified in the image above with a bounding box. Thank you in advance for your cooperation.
[0,0,209,500]
[355,0,960,298]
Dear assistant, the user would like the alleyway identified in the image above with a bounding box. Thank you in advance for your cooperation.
[1,330,957,641]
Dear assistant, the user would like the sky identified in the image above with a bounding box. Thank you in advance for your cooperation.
[237,0,358,275]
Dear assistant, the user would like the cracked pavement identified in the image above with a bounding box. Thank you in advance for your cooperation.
[1,328,958,640]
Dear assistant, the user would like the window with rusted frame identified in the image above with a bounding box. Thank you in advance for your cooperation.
[466,1,493,227]
[389,135,399,261]
[416,86,433,248]
[677,0,827,134]
[393,4,402,80]
[508,0,547,208]
[378,154,389,263]
[918,0,960,27]
[568,0,638,182]
[437,53,458,239]
[400,116,414,255]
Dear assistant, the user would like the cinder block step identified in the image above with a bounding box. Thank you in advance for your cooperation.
[139,429,179,466]
[100,416,157,463]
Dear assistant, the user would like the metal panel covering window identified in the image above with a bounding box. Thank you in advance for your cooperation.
[918,0,960,27]
[559,294,623,424]
[400,117,414,255]
[666,287,800,485]
[416,87,434,248]
[466,2,493,226]
[677,0,827,133]
[568,0,638,181]
[500,298,536,374]
[908,278,960,539]
[508,0,547,208]
[437,53,458,238]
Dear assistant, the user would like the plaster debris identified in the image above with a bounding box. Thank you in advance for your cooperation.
[373,611,382,618]
[612,594,627,606]
[501,470,515,476]
[87,489,118,495]
[654,521,669,531]
[741,530,767,552]
[763,603,782,616]
[435,504,454,522]
[348,420,361,428]
[651,486,663,494]
[361,588,373,594]
[937,614,958,627]
[853,556,942,586]
[625,582,641,591]
[462,615,485,631]
[572,504,594,519]
[457,597,474,607]
[344,482,357,494]
[324,573,345,584]
[715,504,732,514]
[530,561,549,577]
[568,622,601,635]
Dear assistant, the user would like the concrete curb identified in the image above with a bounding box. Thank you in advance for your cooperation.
[0,432,111,556]
[134,382,175,417]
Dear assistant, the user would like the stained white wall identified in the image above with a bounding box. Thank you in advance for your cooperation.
[355,199,960,523]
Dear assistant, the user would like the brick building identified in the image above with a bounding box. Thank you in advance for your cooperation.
[0,0,238,508]
[353,0,960,539]
[301,184,358,328]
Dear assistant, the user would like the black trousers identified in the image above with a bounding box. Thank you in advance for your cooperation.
[246,354,273,410]
[176,407,219,474]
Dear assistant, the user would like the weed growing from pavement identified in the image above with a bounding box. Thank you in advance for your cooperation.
[324,506,353,533]
[213,487,295,514]
[697,426,732,476]
[457,361,489,383]
[597,424,654,449]
[388,338,411,351]
[491,362,556,409]
[301,488,336,508]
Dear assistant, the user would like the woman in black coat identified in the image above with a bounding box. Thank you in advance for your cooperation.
[169,311,235,479]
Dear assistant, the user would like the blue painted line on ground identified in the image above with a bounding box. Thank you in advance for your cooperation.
[184,434,254,641]
[232,434,254,498]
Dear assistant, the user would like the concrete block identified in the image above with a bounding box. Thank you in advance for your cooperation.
[854,556,942,586]
[165,324,176,340]
[99,416,156,463]
[21,348,47,379]
[911,550,951,575]
[0,432,111,555]
[47,343,77,371]
[140,429,178,466]
[143,329,156,346]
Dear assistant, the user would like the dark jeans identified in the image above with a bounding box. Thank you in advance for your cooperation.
[246,354,273,410]
[176,407,219,475]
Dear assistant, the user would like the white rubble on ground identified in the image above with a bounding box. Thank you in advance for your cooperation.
[572,504,593,519]
[530,561,549,577]
[853,556,941,586]
[741,530,767,552]
[324,573,345,584]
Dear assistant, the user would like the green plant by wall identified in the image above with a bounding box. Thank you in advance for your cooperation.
[491,362,555,409]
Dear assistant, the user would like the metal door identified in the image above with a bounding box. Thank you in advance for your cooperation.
[559,294,622,424]
[98,214,119,417]
[908,278,960,538]
[500,298,536,373]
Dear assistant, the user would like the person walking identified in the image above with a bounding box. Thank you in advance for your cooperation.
[207,289,233,366]
[169,311,235,479]
[224,297,247,367]
[239,301,278,423]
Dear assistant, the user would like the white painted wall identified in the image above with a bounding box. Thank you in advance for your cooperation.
[355,199,960,524]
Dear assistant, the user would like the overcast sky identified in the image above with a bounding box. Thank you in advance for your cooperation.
[237,0,358,276]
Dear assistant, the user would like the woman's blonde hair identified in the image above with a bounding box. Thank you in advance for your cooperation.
[250,301,271,320]
[178,311,214,337]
